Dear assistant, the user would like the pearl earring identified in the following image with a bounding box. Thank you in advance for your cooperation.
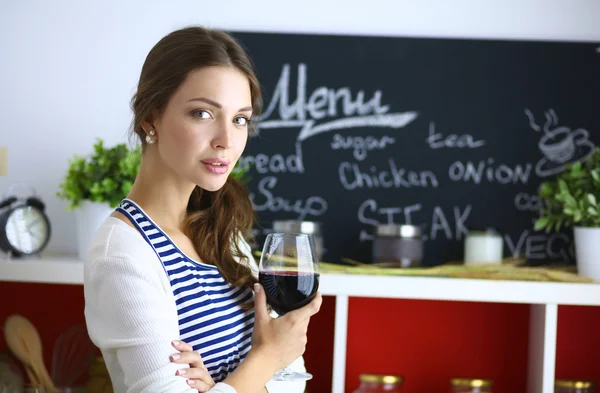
[146,129,156,144]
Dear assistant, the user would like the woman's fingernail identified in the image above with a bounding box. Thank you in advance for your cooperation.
[254,283,260,293]
[171,340,181,346]
[170,354,180,361]
[187,379,196,385]
[176,369,186,376]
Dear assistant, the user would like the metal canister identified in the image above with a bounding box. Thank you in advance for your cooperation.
[372,224,423,267]
[272,220,323,260]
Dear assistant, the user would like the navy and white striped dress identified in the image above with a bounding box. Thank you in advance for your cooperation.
[116,198,255,382]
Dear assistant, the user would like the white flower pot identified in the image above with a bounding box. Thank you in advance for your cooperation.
[574,226,600,282]
[75,201,114,259]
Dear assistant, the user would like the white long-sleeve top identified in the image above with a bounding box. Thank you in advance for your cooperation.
[84,217,306,393]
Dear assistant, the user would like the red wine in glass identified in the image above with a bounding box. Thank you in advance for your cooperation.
[258,232,320,382]
[259,271,320,316]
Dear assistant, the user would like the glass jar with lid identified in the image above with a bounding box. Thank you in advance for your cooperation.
[372,224,423,267]
[352,374,404,393]
[555,379,596,393]
[450,378,493,393]
[272,220,323,260]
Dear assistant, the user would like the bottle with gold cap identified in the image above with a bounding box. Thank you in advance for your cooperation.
[87,356,114,393]
[450,378,493,393]
[555,379,596,393]
[352,374,404,393]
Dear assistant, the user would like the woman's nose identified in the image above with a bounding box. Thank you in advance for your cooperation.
[211,121,233,149]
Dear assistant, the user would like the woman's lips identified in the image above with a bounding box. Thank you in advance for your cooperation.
[201,159,229,174]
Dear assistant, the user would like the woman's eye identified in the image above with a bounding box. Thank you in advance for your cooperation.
[234,116,249,126]
[192,110,212,119]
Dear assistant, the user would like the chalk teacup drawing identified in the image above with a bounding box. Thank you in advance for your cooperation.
[525,108,596,177]
[538,126,588,163]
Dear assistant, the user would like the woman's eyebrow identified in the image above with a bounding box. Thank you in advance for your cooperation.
[187,97,252,112]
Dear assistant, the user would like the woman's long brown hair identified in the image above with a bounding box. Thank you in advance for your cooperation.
[130,26,262,299]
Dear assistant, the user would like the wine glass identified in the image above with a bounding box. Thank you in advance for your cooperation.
[258,232,320,382]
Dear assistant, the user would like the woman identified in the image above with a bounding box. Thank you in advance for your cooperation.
[84,26,322,393]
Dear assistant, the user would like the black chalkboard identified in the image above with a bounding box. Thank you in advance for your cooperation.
[230,30,600,266]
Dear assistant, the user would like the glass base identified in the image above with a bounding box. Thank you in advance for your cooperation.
[270,367,313,382]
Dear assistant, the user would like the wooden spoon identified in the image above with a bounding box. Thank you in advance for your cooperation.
[4,315,61,393]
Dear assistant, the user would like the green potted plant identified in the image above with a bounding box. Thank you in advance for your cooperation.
[57,138,142,258]
[535,147,600,281]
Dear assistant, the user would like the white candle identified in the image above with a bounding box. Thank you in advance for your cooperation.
[464,232,504,265]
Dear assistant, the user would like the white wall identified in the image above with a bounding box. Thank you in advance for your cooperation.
[1,0,599,255]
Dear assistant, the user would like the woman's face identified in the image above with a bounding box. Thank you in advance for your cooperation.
[150,66,252,192]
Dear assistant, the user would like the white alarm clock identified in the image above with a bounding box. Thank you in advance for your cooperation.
[0,184,51,257]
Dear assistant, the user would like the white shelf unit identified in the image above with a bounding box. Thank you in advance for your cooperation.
[0,256,83,285]
[320,274,600,393]
[1,258,599,393]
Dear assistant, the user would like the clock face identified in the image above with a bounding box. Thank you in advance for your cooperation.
[5,206,49,254]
